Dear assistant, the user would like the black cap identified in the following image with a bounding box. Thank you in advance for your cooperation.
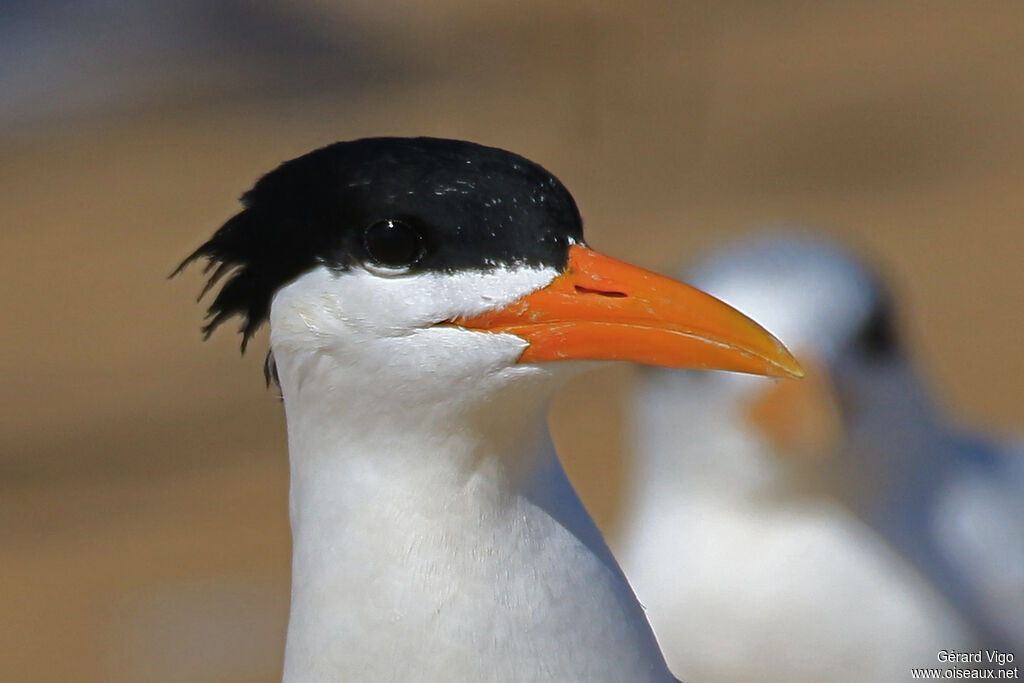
[176,137,585,350]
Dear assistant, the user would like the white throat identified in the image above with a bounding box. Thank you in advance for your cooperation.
[267,265,674,682]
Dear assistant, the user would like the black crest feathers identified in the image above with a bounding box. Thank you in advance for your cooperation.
[175,210,271,351]
[175,137,584,352]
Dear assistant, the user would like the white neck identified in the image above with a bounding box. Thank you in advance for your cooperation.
[273,346,674,682]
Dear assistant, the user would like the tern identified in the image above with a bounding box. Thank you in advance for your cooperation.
[617,234,1020,682]
[178,138,802,682]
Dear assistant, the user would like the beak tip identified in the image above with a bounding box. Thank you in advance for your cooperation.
[771,349,806,380]
[784,363,807,380]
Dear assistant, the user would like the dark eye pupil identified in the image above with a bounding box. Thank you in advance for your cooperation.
[363,219,424,268]
[854,300,897,359]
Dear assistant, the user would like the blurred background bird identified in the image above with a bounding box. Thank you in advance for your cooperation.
[3,2,1023,681]
[615,233,1023,682]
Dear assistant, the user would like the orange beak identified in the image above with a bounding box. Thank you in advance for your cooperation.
[453,244,803,378]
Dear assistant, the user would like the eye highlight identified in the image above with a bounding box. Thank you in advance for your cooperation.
[362,219,425,270]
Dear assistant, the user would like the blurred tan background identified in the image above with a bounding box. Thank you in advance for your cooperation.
[2,2,1022,681]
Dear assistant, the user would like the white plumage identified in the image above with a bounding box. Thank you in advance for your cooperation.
[273,264,676,682]
[617,234,1022,681]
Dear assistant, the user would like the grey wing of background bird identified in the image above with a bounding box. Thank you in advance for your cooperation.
[932,436,1024,650]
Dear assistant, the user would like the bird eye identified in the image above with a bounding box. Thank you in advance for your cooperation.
[362,219,425,270]
[853,301,897,359]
